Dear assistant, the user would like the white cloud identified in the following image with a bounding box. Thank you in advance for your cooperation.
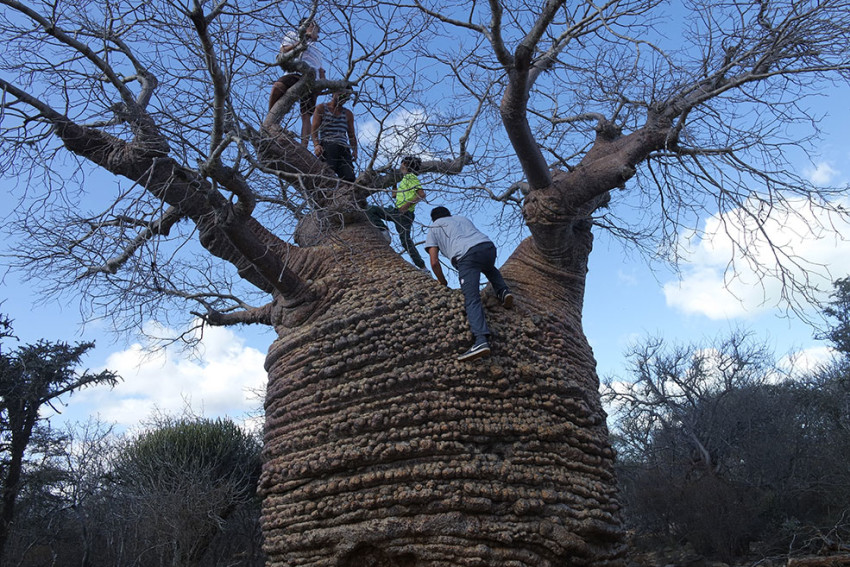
[663,196,850,319]
[805,161,839,185]
[71,322,267,429]
[663,266,763,320]
[358,108,432,166]
[778,345,837,378]
[616,269,639,287]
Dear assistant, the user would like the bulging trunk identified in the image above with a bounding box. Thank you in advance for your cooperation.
[259,225,625,566]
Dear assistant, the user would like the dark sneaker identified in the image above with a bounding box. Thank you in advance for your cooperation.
[458,341,491,362]
[498,288,514,309]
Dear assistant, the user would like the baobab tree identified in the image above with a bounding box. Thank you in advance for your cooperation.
[1,1,849,565]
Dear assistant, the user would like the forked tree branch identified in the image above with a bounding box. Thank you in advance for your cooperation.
[1,76,309,300]
[191,301,274,327]
[78,206,184,278]
[188,0,229,155]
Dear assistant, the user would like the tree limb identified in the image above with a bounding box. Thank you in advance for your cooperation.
[188,0,229,155]
[78,206,184,278]
[1,76,308,299]
[191,301,274,327]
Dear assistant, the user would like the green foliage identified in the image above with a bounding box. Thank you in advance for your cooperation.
[111,415,262,567]
[114,416,261,495]
[822,277,850,357]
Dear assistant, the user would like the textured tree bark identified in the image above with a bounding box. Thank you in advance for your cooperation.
[258,214,625,566]
[41,101,627,566]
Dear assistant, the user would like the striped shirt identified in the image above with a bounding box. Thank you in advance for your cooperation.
[318,105,350,146]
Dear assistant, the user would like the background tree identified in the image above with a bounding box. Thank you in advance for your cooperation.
[1,1,849,565]
[1,420,74,566]
[109,415,262,567]
[821,277,850,358]
[0,317,119,563]
[604,326,850,562]
[0,413,265,567]
[51,418,119,567]
[1,418,116,567]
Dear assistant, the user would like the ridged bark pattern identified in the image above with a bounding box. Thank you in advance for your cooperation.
[259,235,625,566]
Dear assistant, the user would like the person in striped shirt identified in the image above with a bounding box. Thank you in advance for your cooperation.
[311,90,357,182]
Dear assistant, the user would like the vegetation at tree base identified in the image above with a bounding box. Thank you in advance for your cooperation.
[0,315,119,563]
[2,1,850,564]
[2,413,264,567]
[111,416,262,567]
[605,280,850,564]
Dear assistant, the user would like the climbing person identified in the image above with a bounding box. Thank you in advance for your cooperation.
[268,17,326,146]
[424,206,514,361]
[366,156,427,270]
[312,89,358,182]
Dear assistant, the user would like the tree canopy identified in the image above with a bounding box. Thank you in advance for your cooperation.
[0,0,848,336]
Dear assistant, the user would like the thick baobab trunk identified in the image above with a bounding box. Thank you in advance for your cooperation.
[259,217,625,566]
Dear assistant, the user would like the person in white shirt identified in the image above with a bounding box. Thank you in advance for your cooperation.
[425,206,514,361]
[268,18,326,146]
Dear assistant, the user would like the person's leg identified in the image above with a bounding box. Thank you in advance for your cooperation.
[478,242,509,293]
[477,242,513,307]
[299,113,311,146]
[337,145,356,181]
[298,93,318,146]
[268,78,287,111]
[395,211,425,269]
[457,253,489,342]
[268,74,300,111]
[321,142,342,178]
[366,205,389,230]
[322,142,355,181]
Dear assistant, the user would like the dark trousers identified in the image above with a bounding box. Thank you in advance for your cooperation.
[321,141,355,182]
[456,242,509,342]
[366,205,425,269]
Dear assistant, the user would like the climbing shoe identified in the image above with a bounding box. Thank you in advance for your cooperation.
[498,288,514,309]
[458,341,491,362]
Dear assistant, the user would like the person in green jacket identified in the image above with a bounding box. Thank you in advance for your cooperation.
[366,156,427,270]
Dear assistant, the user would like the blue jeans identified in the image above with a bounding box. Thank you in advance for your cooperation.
[455,242,509,342]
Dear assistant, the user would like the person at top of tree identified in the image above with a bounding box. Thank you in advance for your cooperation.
[268,17,325,146]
